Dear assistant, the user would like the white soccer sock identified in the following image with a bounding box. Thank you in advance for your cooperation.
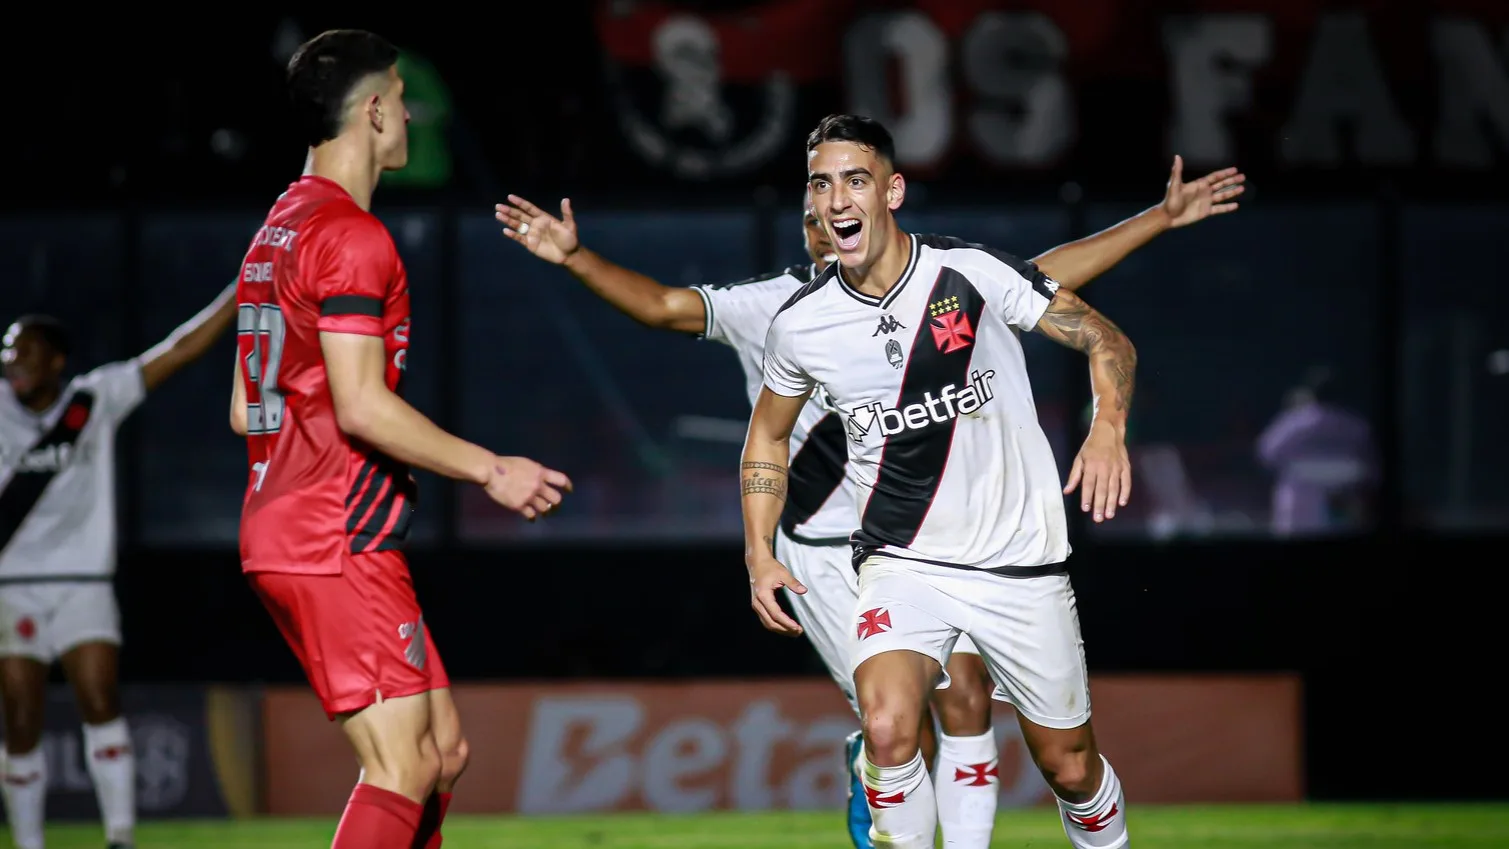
[83,719,135,845]
[1,746,48,849]
[1055,755,1128,849]
[934,730,999,848]
[860,749,937,849]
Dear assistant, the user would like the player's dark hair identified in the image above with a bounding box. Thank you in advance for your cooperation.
[8,315,70,359]
[805,114,897,168]
[285,29,401,148]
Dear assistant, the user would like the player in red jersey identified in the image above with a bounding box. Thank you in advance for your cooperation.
[231,30,572,849]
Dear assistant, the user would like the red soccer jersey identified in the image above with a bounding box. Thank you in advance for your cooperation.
[235,175,415,574]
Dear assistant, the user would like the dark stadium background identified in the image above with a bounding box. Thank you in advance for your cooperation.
[4,0,1505,826]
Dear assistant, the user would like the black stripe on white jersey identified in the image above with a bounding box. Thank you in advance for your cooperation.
[852,268,986,555]
[779,412,848,544]
[0,390,96,557]
[701,263,818,340]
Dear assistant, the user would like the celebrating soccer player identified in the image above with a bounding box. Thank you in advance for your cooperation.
[233,30,571,849]
[498,152,1239,849]
[1,285,238,849]
[742,114,1140,849]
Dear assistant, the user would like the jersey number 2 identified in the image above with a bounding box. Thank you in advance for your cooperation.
[238,304,287,434]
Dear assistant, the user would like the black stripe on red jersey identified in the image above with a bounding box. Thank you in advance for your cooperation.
[321,295,384,317]
[779,412,849,544]
[0,390,96,557]
[346,452,417,553]
[852,267,987,556]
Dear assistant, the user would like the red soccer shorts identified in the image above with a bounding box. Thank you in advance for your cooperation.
[249,550,450,720]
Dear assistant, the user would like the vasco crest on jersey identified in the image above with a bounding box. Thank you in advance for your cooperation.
[928,295,976,354]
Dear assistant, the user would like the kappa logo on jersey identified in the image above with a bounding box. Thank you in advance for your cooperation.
[856,608,892,640]
[928,295,976,354]
[885,339,903,369]
[873,314,906,336]
[845,370,997,443]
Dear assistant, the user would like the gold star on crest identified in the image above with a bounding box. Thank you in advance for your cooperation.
[929,296,959,317]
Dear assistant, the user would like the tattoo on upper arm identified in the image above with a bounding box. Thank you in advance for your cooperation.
[1037,290,1137,413]
[741,461,788,499]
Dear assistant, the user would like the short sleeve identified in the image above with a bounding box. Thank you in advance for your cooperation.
[694,270,794,350]
[310,214,395,337]
[760,314,814,398]
[977,249,1059,332]
[81,359,146,423]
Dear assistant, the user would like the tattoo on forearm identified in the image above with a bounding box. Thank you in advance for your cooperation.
[762,534,775,554]
[741,461,788,499]
[1039,290,1137,413]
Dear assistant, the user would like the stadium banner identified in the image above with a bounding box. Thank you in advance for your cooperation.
[0,685,259,822]
[594,0,1509,185]
[261,674,1302,815]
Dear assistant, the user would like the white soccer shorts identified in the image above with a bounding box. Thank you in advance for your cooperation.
[776,529,981,715]
[0,581,122,663]
[849,554,1091,730]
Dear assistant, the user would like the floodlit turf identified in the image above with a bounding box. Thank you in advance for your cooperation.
[14,803,1509,848]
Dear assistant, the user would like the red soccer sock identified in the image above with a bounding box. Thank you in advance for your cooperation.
[332,783,424,849]
[411,791,453,849]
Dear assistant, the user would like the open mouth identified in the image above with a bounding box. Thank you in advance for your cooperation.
[832,218,863,252]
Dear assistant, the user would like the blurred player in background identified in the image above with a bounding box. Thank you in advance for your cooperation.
[743,113,1141,849]
[0,285,237,849]
[495,154,1240,849]
[233,30,571,849]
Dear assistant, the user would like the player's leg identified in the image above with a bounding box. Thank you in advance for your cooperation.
[772,531,872,849]
[55,583,134,849]
[973,573,1127,849]
[929,638,1001,849]
[0,586,54,849]
[850,558,961,849]
[249,554,440,849]
[411,630,465,849]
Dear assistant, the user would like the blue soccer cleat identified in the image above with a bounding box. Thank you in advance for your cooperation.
[844,729,874,848]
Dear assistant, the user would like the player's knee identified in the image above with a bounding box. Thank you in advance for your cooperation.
[933,675,993,737]
[862,708,922,766]
[1031,733,1098,797]
[75,687,121,725]
[439,735,469,785]
[1,707,43,754]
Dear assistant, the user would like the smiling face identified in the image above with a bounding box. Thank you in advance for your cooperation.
[806,140,905,277]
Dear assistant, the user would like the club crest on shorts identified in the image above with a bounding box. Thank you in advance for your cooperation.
[885,339,903,369]
[399,617,427,670]
[929,296,975,354]
[856,607,891,640]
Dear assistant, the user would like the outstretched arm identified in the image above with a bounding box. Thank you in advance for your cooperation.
[1033,157,1244,291]
[496,195,707,333]
[1034,288,1138,521]
[139,281,238,391]
[741,386,810,636]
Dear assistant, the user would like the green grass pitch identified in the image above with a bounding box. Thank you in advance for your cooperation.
[15,803,1508,848]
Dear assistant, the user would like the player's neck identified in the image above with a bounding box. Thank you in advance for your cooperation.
[19,384,60,414]
[843,228,913,298]
[305,143,382,212]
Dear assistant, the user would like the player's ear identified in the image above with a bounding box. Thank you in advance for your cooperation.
[366,93,384,132]
[886,170,906,212]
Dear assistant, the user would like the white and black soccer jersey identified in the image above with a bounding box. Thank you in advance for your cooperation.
[762,234,1071,575]
[0,361,145,581]
[694,264,856,544]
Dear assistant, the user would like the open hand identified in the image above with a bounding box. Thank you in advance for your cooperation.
[748,558,807,637]
[1063,422,1132,523]
[494,195,580,265]
[484,455,573,521]
[1162,155,1246,228]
